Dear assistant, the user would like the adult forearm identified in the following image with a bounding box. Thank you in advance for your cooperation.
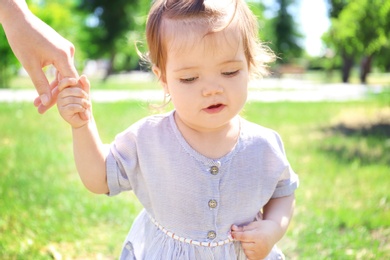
[72,119,108,194]
[0,0,28,24]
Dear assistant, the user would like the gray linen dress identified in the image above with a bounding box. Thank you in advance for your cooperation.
[106,111,299,259]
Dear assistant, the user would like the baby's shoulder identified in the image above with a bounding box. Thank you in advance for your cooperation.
[116,112,172,139]
[240,118,286,154]
[241,118,281,140]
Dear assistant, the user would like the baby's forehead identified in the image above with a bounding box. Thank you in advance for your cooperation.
[162,18,242,55]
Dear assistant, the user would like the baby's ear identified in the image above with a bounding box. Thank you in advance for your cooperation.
[152,65,162,80]
[152,65,167,87]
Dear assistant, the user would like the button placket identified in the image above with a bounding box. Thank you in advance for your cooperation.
[205,161,221,241]
[207,230,217,240]
[208,199,217,209]
[208,161,221,175]
[209,165,219,175]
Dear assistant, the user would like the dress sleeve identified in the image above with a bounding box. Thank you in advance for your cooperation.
[272,166,299,198]
[106,129,138,196]
[270,131,299,199]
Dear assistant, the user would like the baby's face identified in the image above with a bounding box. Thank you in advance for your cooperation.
[159,21,249,132]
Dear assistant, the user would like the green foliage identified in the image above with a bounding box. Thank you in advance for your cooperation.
[0,27,19,88]
[78,0,149,73]
[25,0,150,74]
[27,0,88,71]
[324,0,390,70]
[326,0,348,18]
[268,0,303,63]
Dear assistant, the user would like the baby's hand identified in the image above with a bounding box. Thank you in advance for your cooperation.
[231,220,282,260]
[57,75,91,128]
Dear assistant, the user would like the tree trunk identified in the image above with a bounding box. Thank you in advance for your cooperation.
[341,51,354,83]
[103,51,116,82]
[359,55,372,84]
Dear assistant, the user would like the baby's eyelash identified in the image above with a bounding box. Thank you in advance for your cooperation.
[222,70,239,76]
[180,77,198,83]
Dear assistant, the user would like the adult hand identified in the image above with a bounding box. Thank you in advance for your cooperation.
[231,220,282,260]
[0,0,78,113]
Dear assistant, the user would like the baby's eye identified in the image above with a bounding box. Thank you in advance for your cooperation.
[222,70,239,77]
[180,77,198,83]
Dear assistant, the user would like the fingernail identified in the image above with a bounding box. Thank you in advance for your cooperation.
[40,94,49,106]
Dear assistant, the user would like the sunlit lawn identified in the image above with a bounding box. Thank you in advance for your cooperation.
[0,83,389,259]
[8,69,390,90]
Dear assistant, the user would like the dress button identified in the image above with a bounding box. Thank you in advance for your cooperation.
[210,166,219,175]
[208,199,217,209]
[207,230,216,239]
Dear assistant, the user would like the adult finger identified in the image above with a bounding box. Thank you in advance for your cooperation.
[34,76,59,107]
[27,66,51,106]
[54,43,79,80]
[37,86,60,114]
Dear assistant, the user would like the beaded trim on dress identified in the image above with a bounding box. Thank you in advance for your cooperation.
[149,215,234,247]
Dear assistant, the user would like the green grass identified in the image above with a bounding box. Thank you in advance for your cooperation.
[0,91,389,259]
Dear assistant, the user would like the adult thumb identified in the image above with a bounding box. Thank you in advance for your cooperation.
[28,68,51,106]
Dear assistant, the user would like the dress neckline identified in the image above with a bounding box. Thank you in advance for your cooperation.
[168,110,243,166]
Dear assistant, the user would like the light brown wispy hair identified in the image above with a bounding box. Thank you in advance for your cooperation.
[143,0,275,82]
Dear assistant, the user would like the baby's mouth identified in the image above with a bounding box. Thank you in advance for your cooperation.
[207,104,222,109]
[203,103,225,114]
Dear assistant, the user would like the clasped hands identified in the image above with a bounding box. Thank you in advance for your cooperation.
[38,75,92,129]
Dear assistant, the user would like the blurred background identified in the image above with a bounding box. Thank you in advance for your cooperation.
[0,0,389,259]
[1,0,389,85]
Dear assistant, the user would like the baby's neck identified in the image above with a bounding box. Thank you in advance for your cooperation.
[175,114,240,159]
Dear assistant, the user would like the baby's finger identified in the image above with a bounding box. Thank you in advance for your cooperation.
[242,248,258,260]
[240,240,256,251]
[77,75,91,120]
[58,77,78,92]
[58,86,89,100]
[231,225,243,232]
[78,75,90,93]
[59,103,87,114]
[231,229,257,242]
[60,96,90,108]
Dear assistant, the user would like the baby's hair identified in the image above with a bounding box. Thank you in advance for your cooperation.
[143,0,275,82]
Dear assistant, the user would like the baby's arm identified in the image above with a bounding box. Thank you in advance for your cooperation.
[57,76,109,194]
[231,193,295,260]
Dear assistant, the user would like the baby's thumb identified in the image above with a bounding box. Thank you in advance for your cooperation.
[231,225,245,241]
[78,75,90,93]
[231,225,242,232]
[78,75,91,121]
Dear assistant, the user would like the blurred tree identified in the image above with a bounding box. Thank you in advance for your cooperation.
[0,0,82,88]
[79,0,148,79]
[27,0,86,70]
[324,0,390,83]
[246,1,268,39]
[269,0,303,64]
[0,28,19,88]
[326,0,348,18]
